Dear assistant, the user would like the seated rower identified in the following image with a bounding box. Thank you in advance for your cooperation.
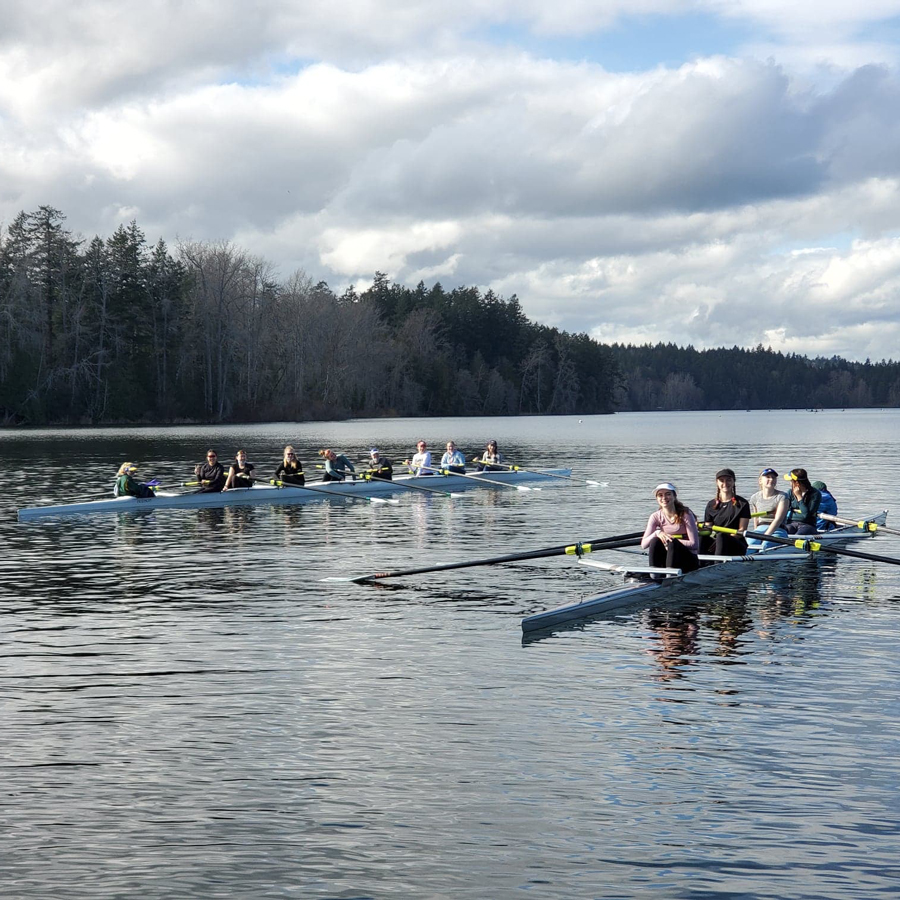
[275,445,305,486]
[641,483,700,574]
[783,468,821,535]
[114,462,155,499]
[440,440,466,474]
[407,440,433,476]
[812,480,837,531]
[194,449,226,493]
[224,449,255,490]
[747,467,789,549]
[700,468,750,556]
[476,440,503,472]
[365,448,393,481]
[318,448,355,482]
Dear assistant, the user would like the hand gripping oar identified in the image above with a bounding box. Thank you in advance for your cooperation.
[364,474,465,498]
[471,458,604,486]
[712,526,900,566]
[325,531,645,583]
[820,513,900,537]
[411,464,539,491]
[269,479,399,505]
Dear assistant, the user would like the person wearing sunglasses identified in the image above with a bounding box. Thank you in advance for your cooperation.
[275,445,305,486]
[193,449,226,492]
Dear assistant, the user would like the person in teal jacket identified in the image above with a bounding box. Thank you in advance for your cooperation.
[114,462,155,498]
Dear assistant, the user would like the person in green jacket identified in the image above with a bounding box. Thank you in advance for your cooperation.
[114,462,155,499]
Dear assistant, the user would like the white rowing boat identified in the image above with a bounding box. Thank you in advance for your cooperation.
[17,468,572,521]
[521,512,888,634]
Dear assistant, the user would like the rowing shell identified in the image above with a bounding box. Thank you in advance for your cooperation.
[521,512,888,635]
[17,468,572,521]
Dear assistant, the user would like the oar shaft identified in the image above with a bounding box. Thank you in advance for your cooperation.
[270,479,389,504]
[712,525,900,566]
[365,474,454,497]
[351,532,644,582]
[820,513,900,536]
[470,459,573,481]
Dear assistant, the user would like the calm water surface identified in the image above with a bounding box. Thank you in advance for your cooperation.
[2,411,899,899]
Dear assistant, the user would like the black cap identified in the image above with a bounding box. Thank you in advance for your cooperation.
[715,468,735,480]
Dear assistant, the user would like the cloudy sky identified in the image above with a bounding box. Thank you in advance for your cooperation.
[3,1,900,360]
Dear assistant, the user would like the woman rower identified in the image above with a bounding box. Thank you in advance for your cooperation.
[747,467,789,549]
[440,441,466,474]
[275,445,305,486]
[114,462,155,499]
[783,468,822,535]
[476,440,503,472]
[318,448,355,482]
[194,449,226,492]
[224,449,255,490]
[700,468,751,556]
[641,483,700,575]
[407,440,433,476]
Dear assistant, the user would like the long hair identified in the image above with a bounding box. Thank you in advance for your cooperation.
[788,468,812,493]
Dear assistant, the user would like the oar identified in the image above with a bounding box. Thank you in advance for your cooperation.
[325,531,645,583]
[820,513,900,537]
[364,474,465,498]
[712,526,900,566]
[471,458,604,486]
[409,463,540,491]
[269,479,399,505]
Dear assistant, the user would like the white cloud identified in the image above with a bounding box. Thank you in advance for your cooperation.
[2,2,900,360]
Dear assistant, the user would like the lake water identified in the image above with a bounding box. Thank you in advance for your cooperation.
[2,410,899,899]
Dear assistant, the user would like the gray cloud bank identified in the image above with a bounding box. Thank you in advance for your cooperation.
[3,2,900,360]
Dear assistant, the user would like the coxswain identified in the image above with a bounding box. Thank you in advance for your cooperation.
[114,462,155,499]
[275,445,305,485]
[365,448,393,481]
[641,483,700,575]
[407,440,433,476]
[783,468,822,534]
[747,467,789,549]
[318,448,355,481]
[224,449,255,490]
[194,449,226,492]
[700,468,751,555]
[440,441,466,474]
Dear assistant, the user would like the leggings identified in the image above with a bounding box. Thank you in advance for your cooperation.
[647,536,700,573]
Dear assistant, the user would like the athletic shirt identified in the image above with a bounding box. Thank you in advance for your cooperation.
[749,489,788,522]
[704,495,751,530]
[230,462,254,486]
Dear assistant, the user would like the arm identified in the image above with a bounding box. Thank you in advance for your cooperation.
[767,495,789,533]
[641,512,661,550]
[680,512,700,553]
[224,466,236,490]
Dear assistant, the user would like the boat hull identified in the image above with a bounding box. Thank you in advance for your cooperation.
[17,468,572,521]
[521,513,888,634]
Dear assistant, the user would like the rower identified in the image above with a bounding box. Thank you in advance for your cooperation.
[440,441,466,474]
[641,483,700,576]
[318,448,355,481]
[407,440,433,476]
[476,440,503,472]
[194,449,226,492]
[365,448,393,481]
[224,449,255,490]
[114,462,155,499]
[783,468,821,535]
[700,468,751,556]
[747,467,789,550]
[812,480,838,531]
[275,445,305,485]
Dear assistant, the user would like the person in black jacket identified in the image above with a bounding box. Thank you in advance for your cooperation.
[275,445,305,485]
[224,449,255,490]
[364,447,393,481]
[700,468,751,556]
[193,449,226,492]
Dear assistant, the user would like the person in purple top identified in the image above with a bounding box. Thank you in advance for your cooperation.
[641,483,700,575]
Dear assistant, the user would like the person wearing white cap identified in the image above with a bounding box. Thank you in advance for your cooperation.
[640,483,700,575]
[365,448,393,481]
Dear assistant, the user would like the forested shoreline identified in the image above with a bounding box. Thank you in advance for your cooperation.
[2,206,899,425]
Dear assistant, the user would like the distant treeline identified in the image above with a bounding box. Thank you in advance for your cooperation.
[2,206,899,425]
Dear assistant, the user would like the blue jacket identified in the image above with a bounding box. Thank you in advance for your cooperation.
[816,490,838,530]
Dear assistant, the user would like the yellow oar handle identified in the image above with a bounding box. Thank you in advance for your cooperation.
[183,480,203,486]
[564,542,596,555]
[711,525,739,534]
[750,511,769,518]
[471,457,515,469]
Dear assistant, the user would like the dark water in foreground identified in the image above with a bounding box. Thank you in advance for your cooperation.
[2,411,899,899]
